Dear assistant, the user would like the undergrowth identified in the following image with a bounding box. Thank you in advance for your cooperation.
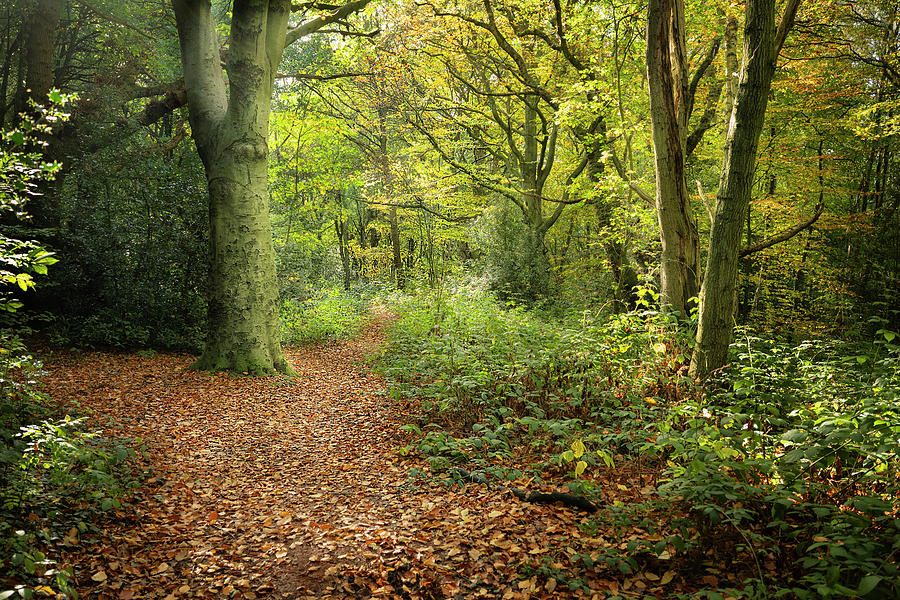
[0,333,141,599]
[280,284,378,345]
[376,281,900,599]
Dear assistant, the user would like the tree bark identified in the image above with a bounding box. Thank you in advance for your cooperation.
[690,0,802,378]
[172,0,371,374]
[174,0,293,375]
[646,0,699,317]
[15,0,65,116]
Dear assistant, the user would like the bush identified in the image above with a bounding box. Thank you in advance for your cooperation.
[0,96,141,599]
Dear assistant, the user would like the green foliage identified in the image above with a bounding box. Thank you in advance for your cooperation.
[377,278,682,471]
[0,96,139,599]
[0,101,63,314]
[379,281,899,597]
[644,330,900,598]
[47,142,208,351]
[280,284,376,344]
[473,206,553,305]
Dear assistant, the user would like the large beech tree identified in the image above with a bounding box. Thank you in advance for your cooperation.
[173,0,370,374]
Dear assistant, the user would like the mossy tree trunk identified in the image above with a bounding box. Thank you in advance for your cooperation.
[173,0,370,374]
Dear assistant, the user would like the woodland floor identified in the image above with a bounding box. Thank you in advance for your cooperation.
[40,316,683,600]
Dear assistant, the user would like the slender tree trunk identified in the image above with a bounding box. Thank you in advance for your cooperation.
[647,0,699,316]
[389,204,403,289]
[336,218,352,290]
[377,107,404,289]
[690,0,798,378]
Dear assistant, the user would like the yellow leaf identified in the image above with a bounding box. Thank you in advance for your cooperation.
[575,460,587,476]
[33,586,55,596]
[91,570,107,582]
[571,439,585,459]
[661,570,676,585]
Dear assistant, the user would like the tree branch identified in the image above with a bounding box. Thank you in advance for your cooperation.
[74,0,156,39]
[277,71,373,81]
[137,86,188,127]
[172,0,227,141]
[686,36,721,121]
[285,0,374,46]
[610,151,654,205]
[739,202,823,258]
[775,0,803,58]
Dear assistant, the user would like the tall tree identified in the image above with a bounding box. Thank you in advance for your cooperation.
[172,0,370,374]
[689,0,801,378]
[413,0,605,301]
[645,0,721,317]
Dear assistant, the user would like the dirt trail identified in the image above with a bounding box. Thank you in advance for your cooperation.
[41,316,599,600]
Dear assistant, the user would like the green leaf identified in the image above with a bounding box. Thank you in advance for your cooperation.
[856,575,882,595]
[48,90,63,104]
[575,460,587,475]
[781,429,808,443]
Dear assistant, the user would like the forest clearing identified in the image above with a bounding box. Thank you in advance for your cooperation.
[1,0,899,597]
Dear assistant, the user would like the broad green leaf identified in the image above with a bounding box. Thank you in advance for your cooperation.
[857,575,882,595]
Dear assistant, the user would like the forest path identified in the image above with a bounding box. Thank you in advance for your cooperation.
[41,315,594,600]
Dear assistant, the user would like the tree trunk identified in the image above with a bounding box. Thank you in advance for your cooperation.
[193,149,292,374]
[389,204,404,289]
[689,0,796,378]
[15,0,64,116]
[336,217,352,290]
[646,0,699,317]
[174,0,294,375]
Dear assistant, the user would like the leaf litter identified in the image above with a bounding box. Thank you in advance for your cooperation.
[39,316,692,599]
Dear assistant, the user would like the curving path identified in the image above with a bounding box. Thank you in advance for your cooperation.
[41,316,617,600]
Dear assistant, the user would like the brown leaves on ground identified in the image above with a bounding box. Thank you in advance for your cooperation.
[39,317,691,599]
